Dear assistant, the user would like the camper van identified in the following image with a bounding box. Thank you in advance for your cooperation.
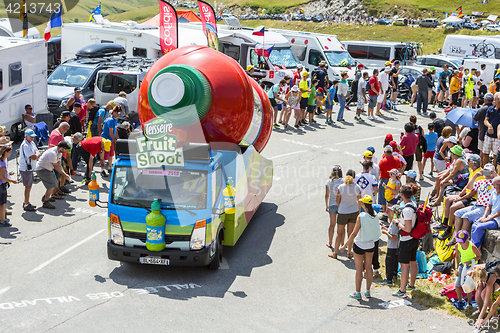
[267,28,357,82]
[61,20,299,89]
[341,41,412,69]
[0,37,47,136]
[443,35,500,59]
[0,18,40,39]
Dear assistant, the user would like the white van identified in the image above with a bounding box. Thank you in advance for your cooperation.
[341,41,410,69]
[94,58,156,113]
[443,35,500,59]
[267,28,357,82]
[0,37,47,137]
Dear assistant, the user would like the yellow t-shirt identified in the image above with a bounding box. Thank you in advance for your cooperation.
[466,167,484,200]
[299,79,309,98]
[385,179,400,202]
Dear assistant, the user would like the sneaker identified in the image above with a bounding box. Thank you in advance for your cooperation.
[42,201,56,209]
[23,203,36,212]
[419,176,424,181]
[349,291,361,299]
[337,119,345,122]
[311,119,317,123]
[379,279,393,286]
[364,290,371,298]
[407,285,416,291]
[429,171,433,175]
[294,124,299,129]
[454,300,467,310]
[59,186,71,194]
[373,269,379,275]
[438,226,453,241]
[446,238,457,247]
[358,117,365,122]
[392,290,407,298]
[101,170,108,178]
[302,120,308,124]
[273,122,280,128]
[0,220,12,227]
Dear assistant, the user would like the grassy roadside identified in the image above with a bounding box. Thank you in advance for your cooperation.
[241,19,499,55]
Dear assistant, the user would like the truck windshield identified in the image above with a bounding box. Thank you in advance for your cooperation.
[269,48,299,68]
[112,166,207,210]
[324,51,356,67]
[48,65,93,87]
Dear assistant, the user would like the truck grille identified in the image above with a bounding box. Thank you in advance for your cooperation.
[47,99,59,109]
[123,231,190,243]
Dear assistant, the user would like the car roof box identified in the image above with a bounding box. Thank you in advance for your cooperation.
[75,43,126,58]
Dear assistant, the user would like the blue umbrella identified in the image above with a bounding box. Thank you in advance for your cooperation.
[445,107,478,129]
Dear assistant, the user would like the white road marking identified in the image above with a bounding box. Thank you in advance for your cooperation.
[378,299,412,309]
[334,135,387,145]
[220,258,229,270]
[28,229,106,275]
[0,286,10,296]
[271,150,308,159]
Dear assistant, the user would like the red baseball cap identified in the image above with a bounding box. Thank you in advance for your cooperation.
[389,141,398,149]
[357,64,365,68]
[385,134,393,141]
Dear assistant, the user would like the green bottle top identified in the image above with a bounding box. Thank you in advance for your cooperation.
[227,177,234,187]
[151,199,161,211]
[91,172,96,180]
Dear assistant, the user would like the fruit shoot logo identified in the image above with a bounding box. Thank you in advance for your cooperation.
[136,118,184,169]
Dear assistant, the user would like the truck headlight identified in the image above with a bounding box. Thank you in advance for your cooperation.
[110,213,124,246]
[190,219,206,250]
[59,99,68,108]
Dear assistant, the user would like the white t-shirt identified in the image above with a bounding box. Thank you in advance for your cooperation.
[34,147,60,172]
[114,96,129,115]
[325,178,343,206]
[473,76,481,93]
[337,183,362,214]
[370,163,380,182]
[378,71,389,92]
[400,202,417,242]
[19,139,39,172]
[354,172,378,197]
[358,78,366,97]
[354,212,377,249]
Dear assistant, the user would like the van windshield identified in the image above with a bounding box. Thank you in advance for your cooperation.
[324,51,356,67]
[48,64,93,87]
[112,166,207,210]
[269,48,299,68]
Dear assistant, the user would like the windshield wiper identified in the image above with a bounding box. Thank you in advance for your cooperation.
[114,199,151,212]
[163,205,196,216]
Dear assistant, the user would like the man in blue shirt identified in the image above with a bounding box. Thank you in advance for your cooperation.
[437,64,451,108]
[483,93,500,168]
[100,106,120,177]
[267,79,289,128]
[90,100,115,137]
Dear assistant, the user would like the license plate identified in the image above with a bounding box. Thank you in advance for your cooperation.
[139,257,169,265]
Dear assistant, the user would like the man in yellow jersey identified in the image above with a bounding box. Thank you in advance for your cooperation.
[298,71,311,126]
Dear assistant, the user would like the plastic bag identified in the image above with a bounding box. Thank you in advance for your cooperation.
[462,275,476,293]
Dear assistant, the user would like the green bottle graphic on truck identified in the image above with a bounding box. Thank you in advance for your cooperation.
[103,46,274,269]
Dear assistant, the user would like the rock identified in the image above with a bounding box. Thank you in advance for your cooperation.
[481,230,500,263]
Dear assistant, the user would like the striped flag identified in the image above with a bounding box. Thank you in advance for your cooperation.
[44,7,62,41]
[254,43,274,57]
[252,25,265,36]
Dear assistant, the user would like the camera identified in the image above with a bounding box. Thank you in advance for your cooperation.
[27,165,32,171]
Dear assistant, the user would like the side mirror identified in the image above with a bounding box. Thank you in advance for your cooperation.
[213,207,224,215]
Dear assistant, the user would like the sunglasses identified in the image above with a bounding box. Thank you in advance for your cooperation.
[26,107,32,110]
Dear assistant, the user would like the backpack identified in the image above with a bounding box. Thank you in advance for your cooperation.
[416,125,427,154]
[485,260,500,274]
[87,106,99,124]
[432,261,453,275]
[400,203,432,239]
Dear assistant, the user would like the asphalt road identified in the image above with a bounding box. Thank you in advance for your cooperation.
[0,104,481,332]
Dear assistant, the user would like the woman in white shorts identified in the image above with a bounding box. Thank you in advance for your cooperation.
[286,86,301,129]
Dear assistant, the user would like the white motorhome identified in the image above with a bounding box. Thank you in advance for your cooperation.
[341,41,412,69]
[267,28,357,82]
[0,37,47,135]
[0,18,40,39]
[61,19,299,89]
[443,35,500,59]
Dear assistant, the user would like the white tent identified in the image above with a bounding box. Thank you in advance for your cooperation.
[487,14,498,21]
[442,16,465,24]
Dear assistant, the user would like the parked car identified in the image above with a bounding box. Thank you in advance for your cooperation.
[376,18,391,25]
[463,22,480,30]
[486,24,500,32]
[393,18,407,26]
[399,66,438,103]
[419,18,439,28]
[414,54,462,70]
[312,15,323,22]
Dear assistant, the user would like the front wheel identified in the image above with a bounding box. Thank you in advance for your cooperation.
[208,233,223,270]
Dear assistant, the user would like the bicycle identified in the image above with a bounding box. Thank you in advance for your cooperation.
[470,39,496,57]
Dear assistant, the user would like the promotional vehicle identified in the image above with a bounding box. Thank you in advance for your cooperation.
[267,28,358,83]
[341,40,415,68]
[443,35,500,59]
[0,37,47,137]
[462,58,500,86]
[101,46,274,269]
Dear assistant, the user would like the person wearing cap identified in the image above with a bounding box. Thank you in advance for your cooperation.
[428,66,436,104]
[113,92,129,117]
[69,103,83,136]
[471,176,500,251]
[337,71,349,122]
[0,145,17,226]
[392,184,418,298]
[292,64,303,88]
[430,144,467,206]
[91,100,116,137]
[285,85,301,129]
[49,121,73,195]
[355,72,368,120]
[449,70,461,109]
[347,64,365,106]
[77,137,111,184]
[450,164,497,246]
[437,64,451,108]
[325,80,339,125]
[368,69,380,119]
[429,112,445,137]
[474,92,495,165]
[382,168,401,224]
[35,141,71,209]
[65,87,85,112]
[389,61,401,109]
[378,146,403,218]
[22,104,37,127]
[339,194,381,300]
[389,140,407,173]
[298,71,311,125]
[19,129,40,212]
[437,154,483,240]
[361,150,380,181]
[453,230,481,309]
[366,146,378,164]
[461,68,470,108]
[375,66,390,119]
[246,65,255,76]
[432,126,453,173]
[314,61,329,90]
[100,106,122,176]
[403,170,421,203]
[483,92,500,168]
[423,123,438,175]
[355,161,378,199]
